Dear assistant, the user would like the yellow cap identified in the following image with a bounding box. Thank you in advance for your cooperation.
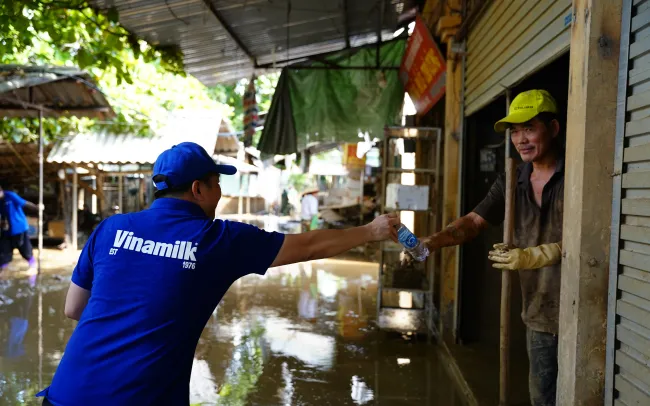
[494,90,558,132]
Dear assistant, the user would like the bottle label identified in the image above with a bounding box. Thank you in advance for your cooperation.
[397,227,418,249]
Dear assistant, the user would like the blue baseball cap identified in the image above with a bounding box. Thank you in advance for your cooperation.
[152,142,237,191]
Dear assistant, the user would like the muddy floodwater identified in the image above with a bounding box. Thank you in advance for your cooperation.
[0,258,463,405]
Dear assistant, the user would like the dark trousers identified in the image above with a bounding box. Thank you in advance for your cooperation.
[527,328,559,406]
[0,232,33,266]
[42,398,53,406]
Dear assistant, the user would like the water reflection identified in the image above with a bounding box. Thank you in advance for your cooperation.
[0,275,74,406]
[351,375,374,405]
[264,317,335,369]
[1,260,463,406]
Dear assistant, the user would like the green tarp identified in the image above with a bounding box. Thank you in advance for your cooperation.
[258,40,406,155]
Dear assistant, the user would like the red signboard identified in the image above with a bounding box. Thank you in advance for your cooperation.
[399,15,447,116]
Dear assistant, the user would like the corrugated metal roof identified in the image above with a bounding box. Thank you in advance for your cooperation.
[0,65,114,119]
[89,0,414,85]
[215,133,240,154]
[47,110,222,164]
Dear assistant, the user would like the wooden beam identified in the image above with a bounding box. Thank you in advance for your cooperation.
[436,15,461,37]
[5,142,36,176]
[441,29,459,44]
[200,0,254,60]
[78,178,104,201]
[439,0,463,340]
[557,0,623,404]
[75,162,98,174]
[61,171,105,201]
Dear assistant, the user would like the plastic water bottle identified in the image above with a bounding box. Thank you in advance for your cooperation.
[396,224,429,262]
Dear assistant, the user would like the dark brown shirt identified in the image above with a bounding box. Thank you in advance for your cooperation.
[473,159,564,334]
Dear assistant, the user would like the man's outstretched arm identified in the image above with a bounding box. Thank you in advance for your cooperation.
[271,214,399,267]
[422,212,489,251]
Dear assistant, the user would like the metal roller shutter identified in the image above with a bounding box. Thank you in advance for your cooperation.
[464,0,572,116]
[607,0,650,404]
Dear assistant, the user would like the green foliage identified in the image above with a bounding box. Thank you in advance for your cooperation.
[287,173,309,191]
[0,1,182,82]
[0,1,279,145]
[0,1,218,142]
[216,324,265,405]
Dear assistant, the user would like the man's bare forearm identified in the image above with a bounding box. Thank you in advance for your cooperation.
[425,213,487,251]
[23,201,39,215]
[303,227,373,261]
[271,214,398,268]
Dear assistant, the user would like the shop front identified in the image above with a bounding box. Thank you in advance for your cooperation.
[428,0,629,404]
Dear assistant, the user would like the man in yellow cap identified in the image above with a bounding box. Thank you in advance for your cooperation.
[406,89,564,406]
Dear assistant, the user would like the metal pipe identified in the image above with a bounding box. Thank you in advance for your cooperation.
[376,0,385,68]
[72,165,78,251]
[499,88,515,406]
[455,0,488,42]
[254,37,406,69]
[452,48,467,341]
[276,65,400,71]
[343,0,351,49]
[38,110,44,273]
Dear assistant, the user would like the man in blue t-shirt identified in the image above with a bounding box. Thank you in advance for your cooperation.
[37,142,399,406]
[0,186,41,273]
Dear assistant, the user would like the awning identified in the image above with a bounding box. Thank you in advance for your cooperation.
[0,65,114,119]
[0,64,115,272]
[47,110,222,165]
[88,0,416,85]
[258,39,406,155]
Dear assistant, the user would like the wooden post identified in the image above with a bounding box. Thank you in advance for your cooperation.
[499,90,515,406]
[246,174,251,214]
[97,174,104,216]
[440,38,463,339]
[37,110,44,273]
[238,174,244,217]
[72,165,78,251]
[557,0,621,404]
[359,169,365,226]
[117,174,123,213]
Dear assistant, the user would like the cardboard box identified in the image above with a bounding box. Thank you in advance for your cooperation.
[385,184,429,210]
[48,220,66,239]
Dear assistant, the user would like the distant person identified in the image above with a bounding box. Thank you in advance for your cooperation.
[301,187,319,232]
[280,189,291,215]
[37,142,398,406]
[0,185,42,274]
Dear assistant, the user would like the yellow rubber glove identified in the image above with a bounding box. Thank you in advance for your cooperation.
[488,242,562,271]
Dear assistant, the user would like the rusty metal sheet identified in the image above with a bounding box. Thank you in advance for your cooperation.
[0,65,114,119]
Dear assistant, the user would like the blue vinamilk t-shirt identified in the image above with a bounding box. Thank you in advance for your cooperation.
[1,191,28,235]
[40,198,285,406]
